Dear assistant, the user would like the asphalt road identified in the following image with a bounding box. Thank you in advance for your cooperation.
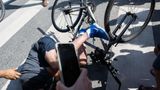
[0,0,160,90]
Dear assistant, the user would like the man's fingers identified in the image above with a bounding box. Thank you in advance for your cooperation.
[13,77,17,80]
[15,75,20,79]
[16,72,21,76]
[10,76,16,80]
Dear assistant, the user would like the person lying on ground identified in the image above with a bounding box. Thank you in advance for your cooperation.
[19,23,109,90]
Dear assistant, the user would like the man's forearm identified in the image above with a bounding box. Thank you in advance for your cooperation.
[0,70,5,78]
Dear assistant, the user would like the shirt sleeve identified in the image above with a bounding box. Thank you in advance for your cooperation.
[38,36,56,55]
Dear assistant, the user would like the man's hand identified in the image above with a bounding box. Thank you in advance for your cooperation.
[56,68,92,90]
[0,68,21,80]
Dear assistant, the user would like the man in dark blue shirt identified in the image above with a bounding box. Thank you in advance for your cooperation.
[19,23,109,90]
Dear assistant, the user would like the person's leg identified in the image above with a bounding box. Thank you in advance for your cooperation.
[78,44,87,66]
[73,33,89,50]
[20,69,53,90]
[73,23,109,66]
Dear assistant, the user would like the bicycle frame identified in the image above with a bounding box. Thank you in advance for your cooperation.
[63,0,125,89]
[60,0,151,89]
[66,0,97,37]
[63,2,123,90]
[51,0,155,89]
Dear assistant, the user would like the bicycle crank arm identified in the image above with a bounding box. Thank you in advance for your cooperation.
[105,62,122,90]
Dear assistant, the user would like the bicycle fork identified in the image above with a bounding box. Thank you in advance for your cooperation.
[105,61,121,90]
[113,12,137,44]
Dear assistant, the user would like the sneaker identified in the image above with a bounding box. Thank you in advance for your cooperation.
[42,0,48,7]
[78,29,86,35]
[87,23,109,40]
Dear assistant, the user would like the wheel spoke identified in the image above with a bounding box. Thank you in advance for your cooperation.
[51,0,82,32]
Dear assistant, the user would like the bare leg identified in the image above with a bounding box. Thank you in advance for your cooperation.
[73,33,89,50]
[78,44,87,66]
[72,33,89,66]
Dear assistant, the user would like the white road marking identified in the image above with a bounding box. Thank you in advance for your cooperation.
[128,88,138,90]
[3,0,10,3]
[0,0,43,48]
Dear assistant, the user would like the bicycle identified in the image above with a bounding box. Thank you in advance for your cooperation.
[51,0,155,89]
[51,0,155,42]
[0,0,5,22]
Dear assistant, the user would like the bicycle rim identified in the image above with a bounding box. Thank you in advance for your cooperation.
[0,0,5,22]
[104,0,155,42]
[51,0,83,32]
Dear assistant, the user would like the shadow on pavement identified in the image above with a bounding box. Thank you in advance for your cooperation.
[106,49,155,90]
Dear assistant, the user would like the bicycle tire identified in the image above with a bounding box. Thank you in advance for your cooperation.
[51,0,83,32]
[104,0,155,42]
[0,0,5,22]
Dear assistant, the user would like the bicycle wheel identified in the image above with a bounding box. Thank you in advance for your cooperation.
[0,0,5,22]
[104,0,155,42]
[51,0,83,32]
